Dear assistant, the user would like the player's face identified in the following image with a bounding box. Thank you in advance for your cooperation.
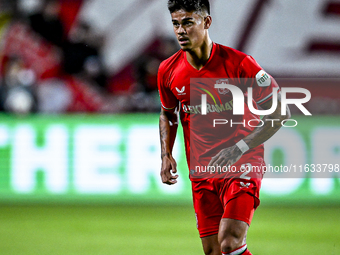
[171,10,208,51]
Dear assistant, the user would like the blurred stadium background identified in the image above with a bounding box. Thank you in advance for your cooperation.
[0,0,339,254]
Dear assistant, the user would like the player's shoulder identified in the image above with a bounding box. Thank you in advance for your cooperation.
[215,43,262,75]
[159,49,184,74]
[215,43,248,63]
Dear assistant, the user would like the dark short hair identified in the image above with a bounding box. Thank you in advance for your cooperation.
[167,0,210,15]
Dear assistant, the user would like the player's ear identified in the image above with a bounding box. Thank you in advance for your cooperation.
[204,15,212,29]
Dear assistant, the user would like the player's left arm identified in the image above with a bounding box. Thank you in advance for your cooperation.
[208,92,291,168]
[244,92,291,149]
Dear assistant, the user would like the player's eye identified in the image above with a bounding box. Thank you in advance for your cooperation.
[183,21,193,26]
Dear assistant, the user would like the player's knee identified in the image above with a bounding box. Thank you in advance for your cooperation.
[219,218,248,252]
[219,232,244,253]
[220,238,244,253]
[201,237,221,255]
[203,246,220,255]
[202,246,212,255]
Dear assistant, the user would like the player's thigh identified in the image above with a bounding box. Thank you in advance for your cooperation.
[191,180,224,238]
[221,178,261,225]
[218,190,257,250]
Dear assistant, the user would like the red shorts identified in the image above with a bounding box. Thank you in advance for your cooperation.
[191,177,262,238]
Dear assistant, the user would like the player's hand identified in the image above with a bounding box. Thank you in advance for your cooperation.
[208,145,243,171]
[160,154,178,185]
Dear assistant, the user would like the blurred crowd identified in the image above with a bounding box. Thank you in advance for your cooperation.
[0,0,179,115]
[1,0,339,116]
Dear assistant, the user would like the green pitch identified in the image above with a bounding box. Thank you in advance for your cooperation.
[0,204,339,255]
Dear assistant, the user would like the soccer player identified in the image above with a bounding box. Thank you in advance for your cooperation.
[158,1,290,254]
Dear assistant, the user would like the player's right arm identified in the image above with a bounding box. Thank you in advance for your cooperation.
[157,60,180,185]
[159,107,179,185]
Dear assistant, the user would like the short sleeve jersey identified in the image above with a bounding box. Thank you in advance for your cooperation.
[158,43,279,179]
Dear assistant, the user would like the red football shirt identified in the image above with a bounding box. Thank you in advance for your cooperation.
[158,43,279,179]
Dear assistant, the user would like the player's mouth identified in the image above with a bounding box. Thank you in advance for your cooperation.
[178,37,190,45]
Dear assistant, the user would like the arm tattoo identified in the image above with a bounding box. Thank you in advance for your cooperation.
[243,93,290,149]
[159,109,178,158]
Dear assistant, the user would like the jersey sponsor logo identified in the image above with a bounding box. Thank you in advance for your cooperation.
[182,100,233,114]
[184,85,233,114]
[175,86,186,95]
[256,70,271,87]
[216,79,230,95]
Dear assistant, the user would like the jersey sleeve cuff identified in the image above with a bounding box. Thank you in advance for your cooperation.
[256,93,273,105]
[256,88,281,105]
[161,103,177,111]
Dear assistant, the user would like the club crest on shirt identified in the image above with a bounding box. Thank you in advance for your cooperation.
[216,79,230,95]
[175,86,186,95]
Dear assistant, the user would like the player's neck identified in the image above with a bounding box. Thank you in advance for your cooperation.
[186,38,213,70]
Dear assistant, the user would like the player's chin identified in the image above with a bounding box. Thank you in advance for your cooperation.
[178,42,191,51]
[180,45,191,51]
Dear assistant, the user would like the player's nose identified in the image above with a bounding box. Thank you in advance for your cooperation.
[176,25,186,34]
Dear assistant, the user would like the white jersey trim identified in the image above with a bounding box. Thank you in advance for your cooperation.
[256,92,273,105]
[161,102,177,110]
